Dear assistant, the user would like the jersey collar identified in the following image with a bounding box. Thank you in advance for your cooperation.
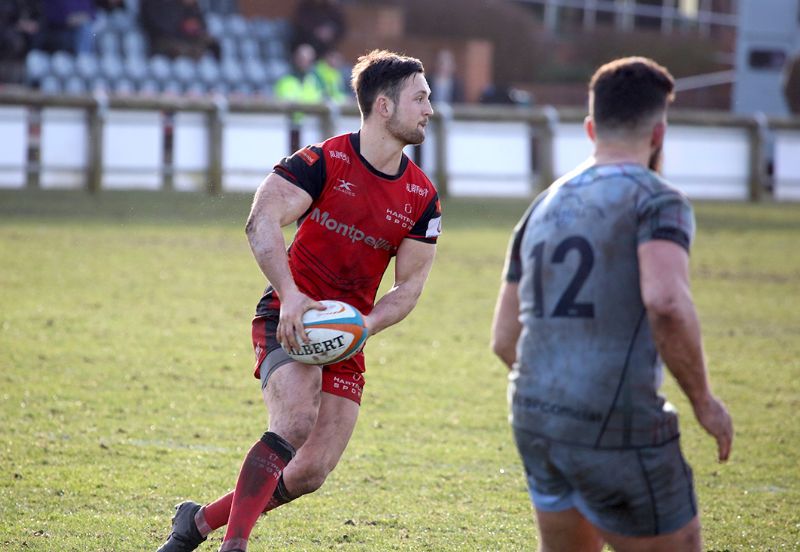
[349,132,409,181]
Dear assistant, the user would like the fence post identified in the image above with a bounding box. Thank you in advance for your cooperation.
[433,104,451,198]
[162,110,175,191]
[534,105,558,193]
[747,112,767,202]
[207,95,226,196]
[86,91,108,194]
[25,106,41,189]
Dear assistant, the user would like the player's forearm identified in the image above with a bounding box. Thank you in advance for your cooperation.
[491,282,521,370]
[367,281,424,335]
[647,297,712,408]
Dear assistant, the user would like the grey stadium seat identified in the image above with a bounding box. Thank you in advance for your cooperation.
[124,55,149,83]
[220,57,244,86]
[243,58,268,88]
[264,39,286,62]
[171,56,198,86]
[138,77,160,96]
[40,75,62,95]
[50,51,75,79]
[238,38,260,62]
[184,81,208,97]
[97,31,120,58]
[161,79,183,96]
[265,59,290,83]
[122,31,148,60]
[63,75,87,95]
[148,55,172,83]
[25,50,50,85]
[89,76,110,94]
[206,12,224,38]
[75,53,100,80]
[196,55,221,87]
[100,54,125,80]
[113,77,136,96]
[225,14,249,38]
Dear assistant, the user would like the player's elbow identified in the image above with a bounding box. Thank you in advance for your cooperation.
[491,335,516,368]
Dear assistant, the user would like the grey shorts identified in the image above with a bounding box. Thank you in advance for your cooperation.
[512,425,697,537]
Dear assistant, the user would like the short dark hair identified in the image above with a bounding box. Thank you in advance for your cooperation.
[350,49,425,118]
[589,57,675,136]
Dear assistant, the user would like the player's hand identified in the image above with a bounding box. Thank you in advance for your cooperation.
[277,290,325,353]
[693,394,733,462]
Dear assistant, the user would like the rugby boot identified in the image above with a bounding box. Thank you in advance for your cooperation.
[156,501,207,552]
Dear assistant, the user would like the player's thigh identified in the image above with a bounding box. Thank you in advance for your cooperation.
[262,361,323,444]
[599,515,701,552]
[283,392,360,491]
[535,508,604,552]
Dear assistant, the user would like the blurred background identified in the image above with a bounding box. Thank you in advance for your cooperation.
[0,0,799,200]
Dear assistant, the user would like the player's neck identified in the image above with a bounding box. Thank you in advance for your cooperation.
[592,140,651,168]
[358,124,406,175]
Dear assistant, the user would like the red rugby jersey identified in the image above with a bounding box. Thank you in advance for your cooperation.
[255,132,442,315]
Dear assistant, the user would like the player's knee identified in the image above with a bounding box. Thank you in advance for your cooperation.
[288,460,333,495]
[270,412,318,450]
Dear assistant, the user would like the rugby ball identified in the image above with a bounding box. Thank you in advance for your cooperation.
[285,300,369,365]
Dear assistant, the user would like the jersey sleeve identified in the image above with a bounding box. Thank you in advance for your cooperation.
[636,190,695,252]
[407,194,442,244]
[272,145,327,200]
[503,207,533,283]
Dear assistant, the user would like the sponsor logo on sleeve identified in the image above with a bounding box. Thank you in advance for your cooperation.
[426,216,442,238]
[298,147,320,166]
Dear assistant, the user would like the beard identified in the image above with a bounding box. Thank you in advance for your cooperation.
[648,145,663,174]
[386,112,425,146]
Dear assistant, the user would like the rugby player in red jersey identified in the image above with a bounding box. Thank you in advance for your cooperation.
[157,49,441,552]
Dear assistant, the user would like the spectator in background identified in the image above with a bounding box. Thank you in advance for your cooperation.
[39,0,95,55]
[275,43,327,152]
[290,0,346,58]
[139,0,220,60]
[314,49,350,103]
[783,52,800,116]
[275,43,326,105]
[429,49,465,104]
[0,0,42,84]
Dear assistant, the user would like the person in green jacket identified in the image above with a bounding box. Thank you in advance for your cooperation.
[274,43,326,104]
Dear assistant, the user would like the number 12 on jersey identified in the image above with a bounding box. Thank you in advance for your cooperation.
[530,235,595,319]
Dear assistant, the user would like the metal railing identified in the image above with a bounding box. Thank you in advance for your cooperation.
[1,88,798,201]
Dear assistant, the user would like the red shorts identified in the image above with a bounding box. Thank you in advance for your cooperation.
[251,314,366,405]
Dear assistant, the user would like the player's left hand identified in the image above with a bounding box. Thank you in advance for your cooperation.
[694,394,734,462]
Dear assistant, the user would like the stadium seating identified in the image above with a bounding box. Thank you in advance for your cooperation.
[21,1,291,100]
[25,50,50,87]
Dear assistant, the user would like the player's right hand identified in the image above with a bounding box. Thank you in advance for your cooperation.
[276,290,325,354]
[693,394,733,462]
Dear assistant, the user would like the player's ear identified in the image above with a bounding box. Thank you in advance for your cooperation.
[584,116,596,142]
[375,94,393,118]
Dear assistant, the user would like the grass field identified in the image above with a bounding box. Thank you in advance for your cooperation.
[1,190,798,551]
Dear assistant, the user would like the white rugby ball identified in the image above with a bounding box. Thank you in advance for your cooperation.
[285,300,369,365]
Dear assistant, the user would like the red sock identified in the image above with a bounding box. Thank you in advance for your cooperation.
[220,432,295,550]
[196,476,295,536]
[196,491,233,535]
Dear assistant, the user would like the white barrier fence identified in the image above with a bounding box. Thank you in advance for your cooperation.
[1,91,799,200]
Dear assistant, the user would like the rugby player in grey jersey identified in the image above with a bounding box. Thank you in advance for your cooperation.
[491,57,733,552]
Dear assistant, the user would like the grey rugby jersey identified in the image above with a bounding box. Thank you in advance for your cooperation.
[504,162,695,449]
